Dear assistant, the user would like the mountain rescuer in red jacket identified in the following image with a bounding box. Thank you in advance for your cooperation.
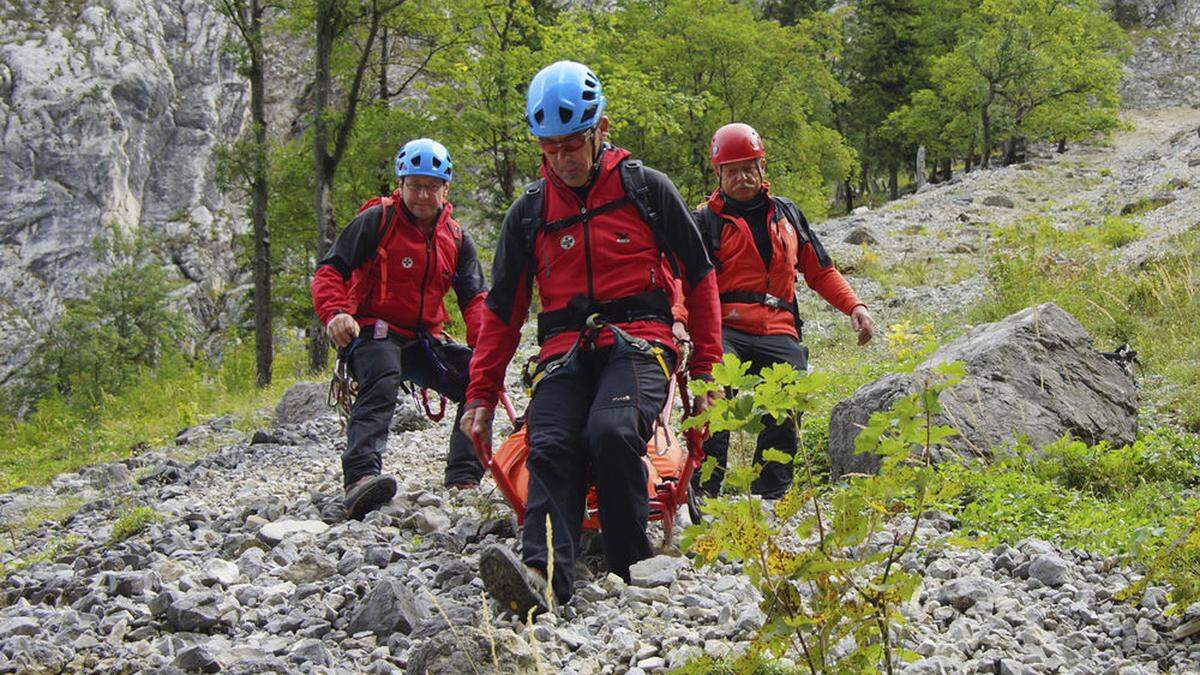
[460,61,722,615]
[311,138,488,520]
[695,122,875,499]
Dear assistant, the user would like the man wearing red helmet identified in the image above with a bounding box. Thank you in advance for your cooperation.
[695,122,875,499]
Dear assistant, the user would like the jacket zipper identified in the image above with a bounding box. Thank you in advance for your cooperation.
[582,202,594,300]
[416,232,435,330]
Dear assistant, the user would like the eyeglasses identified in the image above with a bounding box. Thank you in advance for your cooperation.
[538,128,595,154]
[403,181,446,196]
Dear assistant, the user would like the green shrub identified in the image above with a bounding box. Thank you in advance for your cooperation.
[1098,215,1143,248]
[109,506,160,543]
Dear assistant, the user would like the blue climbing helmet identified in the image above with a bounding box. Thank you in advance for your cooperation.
[524,61,606,138]
[393,138,453,182]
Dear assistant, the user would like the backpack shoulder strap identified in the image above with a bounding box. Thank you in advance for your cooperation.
[696,205,725,271]
[771,196,832,268]
[515,179,547,264]
[619,159,681,278]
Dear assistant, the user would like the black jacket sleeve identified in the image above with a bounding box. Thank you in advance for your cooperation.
[484,187,539,324]
[315,205,386,279]
[453,229,488,310]
[643,167,714,288]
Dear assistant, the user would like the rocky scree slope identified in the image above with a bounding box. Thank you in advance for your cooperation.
[1,327,1199,673]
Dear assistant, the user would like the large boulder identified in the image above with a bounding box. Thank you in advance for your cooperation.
[830,303,1137,479]
[274,382,335,425]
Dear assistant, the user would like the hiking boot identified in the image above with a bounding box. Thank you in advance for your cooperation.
[479,544,551,618]
[343,474,397,520]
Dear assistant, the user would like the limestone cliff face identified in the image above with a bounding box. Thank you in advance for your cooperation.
[0,0,250,386]
[1116,0,1200,107]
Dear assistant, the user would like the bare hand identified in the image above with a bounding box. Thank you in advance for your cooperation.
[850,306,875,346]
[326,313,359,348]
[691,390,722,440]
[460,403,496,461]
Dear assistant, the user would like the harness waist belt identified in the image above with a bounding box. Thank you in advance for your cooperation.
[719,290,796,312]
[537,289,673,344]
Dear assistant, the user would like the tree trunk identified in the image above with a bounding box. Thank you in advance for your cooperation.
[843,178,854,213]
[981,93,994,169]
[378,26,388,102]
[249,0,272,387]
[309,0,336,374]
[1057,138,1067,153]
[914,145,926,191]
[888,165,898,200]
[965,141,975,172]
[940,157,952,182]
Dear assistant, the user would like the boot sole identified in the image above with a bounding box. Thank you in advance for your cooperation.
[344,476,397,520]
[479,545,549,619]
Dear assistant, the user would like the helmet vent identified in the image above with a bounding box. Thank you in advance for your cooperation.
[558,106,573,124]
[534,109,545,125]
[431,157,442,168]
[581,90,596,101]
[580,105,597,124]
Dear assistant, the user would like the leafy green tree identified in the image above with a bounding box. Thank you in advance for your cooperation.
[37,229,189,409]
[560,0,853,216]
[932,0,1127,167]
[837,0,929,199]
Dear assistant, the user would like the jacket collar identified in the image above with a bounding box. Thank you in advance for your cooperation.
[540,144,632,196]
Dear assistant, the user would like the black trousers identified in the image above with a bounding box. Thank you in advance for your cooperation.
[521,337,672,604]
[344,334,483,488]
[696,327,808,499]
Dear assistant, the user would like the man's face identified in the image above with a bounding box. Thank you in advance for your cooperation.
[540,117,609,188]
[718,158,765,202]
[400,176,448,222]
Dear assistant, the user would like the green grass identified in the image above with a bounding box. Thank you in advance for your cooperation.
[0,339,311,492]
[109,506,160,543]
[930,430,1200,555]
[975,217,1200,428]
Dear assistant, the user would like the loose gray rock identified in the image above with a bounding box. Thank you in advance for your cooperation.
[164,592,236,633]
[175,644,222,673]
[0,617,39,638]
[829,303,1138,479]
[257,519,329,546]
[938,577,994,611]
[1028,555,1070,588]
[983,195,1015,208]
[348,579,429,636]
[288,638,334,667]
[281,552,337,584]
[844,227,879,245]
[405,626,533,674]
[629,555,687,588]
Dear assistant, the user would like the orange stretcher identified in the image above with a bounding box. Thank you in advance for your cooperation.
[480,358,705,542]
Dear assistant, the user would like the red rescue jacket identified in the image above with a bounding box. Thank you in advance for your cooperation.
[467,146,722,408]
[310,193,487,345]
[702,189,863,337]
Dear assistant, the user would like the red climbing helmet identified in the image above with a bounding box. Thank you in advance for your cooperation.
[710,123,765,167]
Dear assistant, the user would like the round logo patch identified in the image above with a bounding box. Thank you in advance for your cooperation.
[401,257,414,269]
[560,235,576,250]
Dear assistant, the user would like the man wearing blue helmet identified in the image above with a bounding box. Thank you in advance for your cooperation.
[461,61,724,615]
[312,138,488,519]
